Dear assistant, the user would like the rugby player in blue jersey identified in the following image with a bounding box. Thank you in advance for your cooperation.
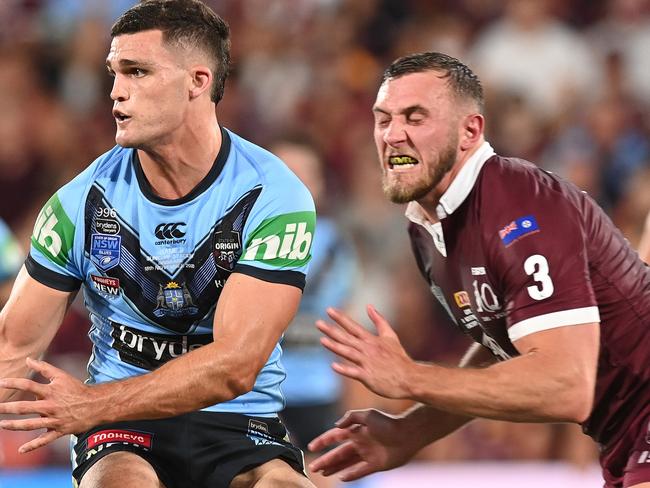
[0,1,316,487]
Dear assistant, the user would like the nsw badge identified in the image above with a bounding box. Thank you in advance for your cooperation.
[90,234,121,271]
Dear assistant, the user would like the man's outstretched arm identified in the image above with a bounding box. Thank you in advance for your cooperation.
[0,272,301,452]
[318,305,598,423]
[0,266,75,403]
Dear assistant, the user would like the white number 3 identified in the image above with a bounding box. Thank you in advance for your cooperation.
[524,254,554,300]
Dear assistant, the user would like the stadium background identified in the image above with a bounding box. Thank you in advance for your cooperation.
[1,0,649,486]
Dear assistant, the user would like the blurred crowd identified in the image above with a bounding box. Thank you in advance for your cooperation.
[4,0,650,475]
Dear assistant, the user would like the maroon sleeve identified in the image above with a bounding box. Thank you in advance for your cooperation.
[483,165,600,342]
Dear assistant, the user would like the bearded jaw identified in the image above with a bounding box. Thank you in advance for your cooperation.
[382,146,457,204]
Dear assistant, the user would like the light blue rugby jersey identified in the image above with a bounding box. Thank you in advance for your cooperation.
[26,128,316,416]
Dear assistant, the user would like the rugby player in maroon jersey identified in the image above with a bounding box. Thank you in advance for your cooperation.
[308,52,650,488]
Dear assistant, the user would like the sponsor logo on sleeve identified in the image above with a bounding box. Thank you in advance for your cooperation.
[90,234,121,271]
[498,215,540,247]
[90,275,120,298]
[240,211,315,267]
[32,193,76,266]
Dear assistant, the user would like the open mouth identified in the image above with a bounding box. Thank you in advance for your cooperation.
[113,110,131,123]
[388,155,419,169]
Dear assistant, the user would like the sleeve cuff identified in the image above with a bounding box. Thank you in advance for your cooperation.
[233,264,306,291]
[508,306,600,342]
[25,254,82,292]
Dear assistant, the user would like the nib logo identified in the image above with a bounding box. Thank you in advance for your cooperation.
[242,211,315,267]
[31,193,75,266]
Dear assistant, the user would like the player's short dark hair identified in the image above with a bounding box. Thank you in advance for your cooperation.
[383,52,484,113]
[111,0,231,104]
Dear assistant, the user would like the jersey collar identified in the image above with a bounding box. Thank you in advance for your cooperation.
[133,126,231,206]
[405,140,495,225]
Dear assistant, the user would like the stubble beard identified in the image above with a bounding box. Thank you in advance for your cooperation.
[381,142,458,204]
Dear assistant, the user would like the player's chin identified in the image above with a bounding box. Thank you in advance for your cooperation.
[114,132,139,148]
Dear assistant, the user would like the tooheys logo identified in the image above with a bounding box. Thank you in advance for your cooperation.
[91,275,120,296]
[241,211,315,266]
[87,429,152,449]
[32,193,75,266]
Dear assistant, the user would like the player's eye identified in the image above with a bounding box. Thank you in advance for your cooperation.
[375,118,390,128]
[407,115,425,124]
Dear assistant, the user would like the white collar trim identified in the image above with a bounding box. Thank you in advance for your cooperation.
[405,141,495,224]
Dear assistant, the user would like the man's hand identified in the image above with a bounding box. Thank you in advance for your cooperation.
[316,305,415,399]
[0,357,97,453]
[308,409,417,481]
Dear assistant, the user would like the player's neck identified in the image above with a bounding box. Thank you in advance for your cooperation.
[137,120,222,200]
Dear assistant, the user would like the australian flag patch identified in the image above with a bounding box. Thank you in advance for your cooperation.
[499,215,540,246]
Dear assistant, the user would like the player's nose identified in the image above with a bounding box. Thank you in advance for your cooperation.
[110,75,129,102]
[383,120,407,146]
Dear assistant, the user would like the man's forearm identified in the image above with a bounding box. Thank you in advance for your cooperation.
[398,402,473,449]
[405,351,590,423]
[394,343,493,447]
[0,349,35,402]
[90,340,254,424]
[0,269,73,402]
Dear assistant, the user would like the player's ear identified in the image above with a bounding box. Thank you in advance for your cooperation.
[459,113,484,151]
[188,65,213,100]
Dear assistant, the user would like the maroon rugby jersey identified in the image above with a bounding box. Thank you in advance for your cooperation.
[407,142,650,447]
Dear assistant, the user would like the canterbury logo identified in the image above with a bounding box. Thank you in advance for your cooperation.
[155,223,186,239]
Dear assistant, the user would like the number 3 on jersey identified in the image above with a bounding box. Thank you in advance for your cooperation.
[524,254,554,300]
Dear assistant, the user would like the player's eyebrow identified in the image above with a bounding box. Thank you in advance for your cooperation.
[105,58,155,70]
[372,105,429,116]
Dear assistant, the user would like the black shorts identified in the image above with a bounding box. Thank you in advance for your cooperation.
[71,411,306,488]
[281,402,339,451]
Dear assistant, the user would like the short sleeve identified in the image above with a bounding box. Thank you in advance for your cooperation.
[487,180,600,343]
[234,178,316,290]
[27,186,86,292]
